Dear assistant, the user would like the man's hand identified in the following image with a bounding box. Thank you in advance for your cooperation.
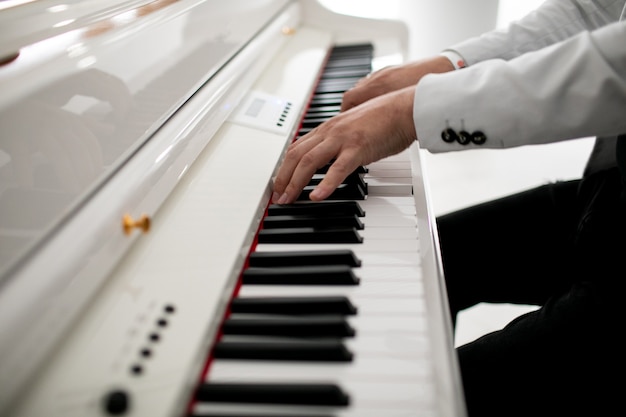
[273,86,417,204]
[341,55,455,112]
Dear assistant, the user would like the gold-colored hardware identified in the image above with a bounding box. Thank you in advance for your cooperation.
[281,26,296,36]
[0,51,19,66]
[123,214,151,235]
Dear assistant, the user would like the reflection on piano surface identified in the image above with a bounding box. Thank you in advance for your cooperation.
[0,1,465,416]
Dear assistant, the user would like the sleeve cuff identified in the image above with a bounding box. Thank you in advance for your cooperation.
[440,50,468,70]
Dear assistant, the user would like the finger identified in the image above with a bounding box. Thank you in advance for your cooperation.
[274,135,340,204]
[272,132,323,201]
[309,151,361,201]
[340,87,363,112]
[340,82,380,112]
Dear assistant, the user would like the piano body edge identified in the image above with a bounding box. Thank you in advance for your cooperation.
[410,142,467,417]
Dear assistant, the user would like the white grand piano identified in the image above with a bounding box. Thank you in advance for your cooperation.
[0,1,465,416]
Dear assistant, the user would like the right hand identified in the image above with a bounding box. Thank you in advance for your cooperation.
[273,85,417,204]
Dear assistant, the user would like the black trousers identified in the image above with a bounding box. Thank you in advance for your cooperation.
[436,167,626,417]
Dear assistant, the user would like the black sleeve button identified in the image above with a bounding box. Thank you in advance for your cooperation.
[103,390,130,415]
[471,131,487,144]
[441,128,458,143]
[457,130,472,145]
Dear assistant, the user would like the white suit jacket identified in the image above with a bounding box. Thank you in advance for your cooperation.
[414,0,626,175]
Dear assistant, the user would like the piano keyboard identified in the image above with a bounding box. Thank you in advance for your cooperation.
[188,44,439,417]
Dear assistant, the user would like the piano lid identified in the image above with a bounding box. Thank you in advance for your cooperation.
[0,0,154,63]
[0,0,290,283]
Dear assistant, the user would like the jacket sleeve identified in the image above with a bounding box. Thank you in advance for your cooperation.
[415,19,626,153]
[449,0,624,64]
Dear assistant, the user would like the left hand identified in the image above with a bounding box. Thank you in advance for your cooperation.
[272,85,417,204]
[341,56,454,111]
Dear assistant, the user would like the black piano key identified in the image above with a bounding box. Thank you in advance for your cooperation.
[308,93,344,106]
[309,172,367,193]
[297,183,365,201]
[315,84,359,95]
[267,201,365,217]
[262,214,364,230]
[213,339,353,362]
[330,43,373,54]
[321,66,371,79]
[248,249,361,268]
[221,316,356,338]
[316,78,362,89]
[230,296,358,315]
[303,105,341,114]
[257,227,363,244]
[301,113,336,122]
[315,163,367,174]
[195,382,350,406]
[314,85,353,95]
[191,414,334,417]
[297,128,315,138]
[323,57,372,68]
[242,265,360,286]
[301,117,332,128]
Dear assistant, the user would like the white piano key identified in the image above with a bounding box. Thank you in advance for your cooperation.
[345,315,428,335]
[254,239,420,254]
[207,355,434,383]
[352,265,423,281]
[349,297,427,315]
[365,178,413,197]
[251,245,420,267]
[359,195,416,207]
[360,203,416,216]
[237,280,425,299]
[193,391,438,417]
[365,168,413,178]
[360,214,416,227]
[360,227,417,240]
[221,330,431,356]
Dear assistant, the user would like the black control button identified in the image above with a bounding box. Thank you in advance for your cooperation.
[103,390,130,415]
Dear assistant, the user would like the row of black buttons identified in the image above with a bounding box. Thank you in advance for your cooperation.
[441,127,487,145]
[130,304,176,376]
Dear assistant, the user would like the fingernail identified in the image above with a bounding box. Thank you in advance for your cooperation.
[277,192,289,205]
[309,186,325,201]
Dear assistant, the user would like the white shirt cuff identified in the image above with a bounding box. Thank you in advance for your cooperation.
[440,50,468,70]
